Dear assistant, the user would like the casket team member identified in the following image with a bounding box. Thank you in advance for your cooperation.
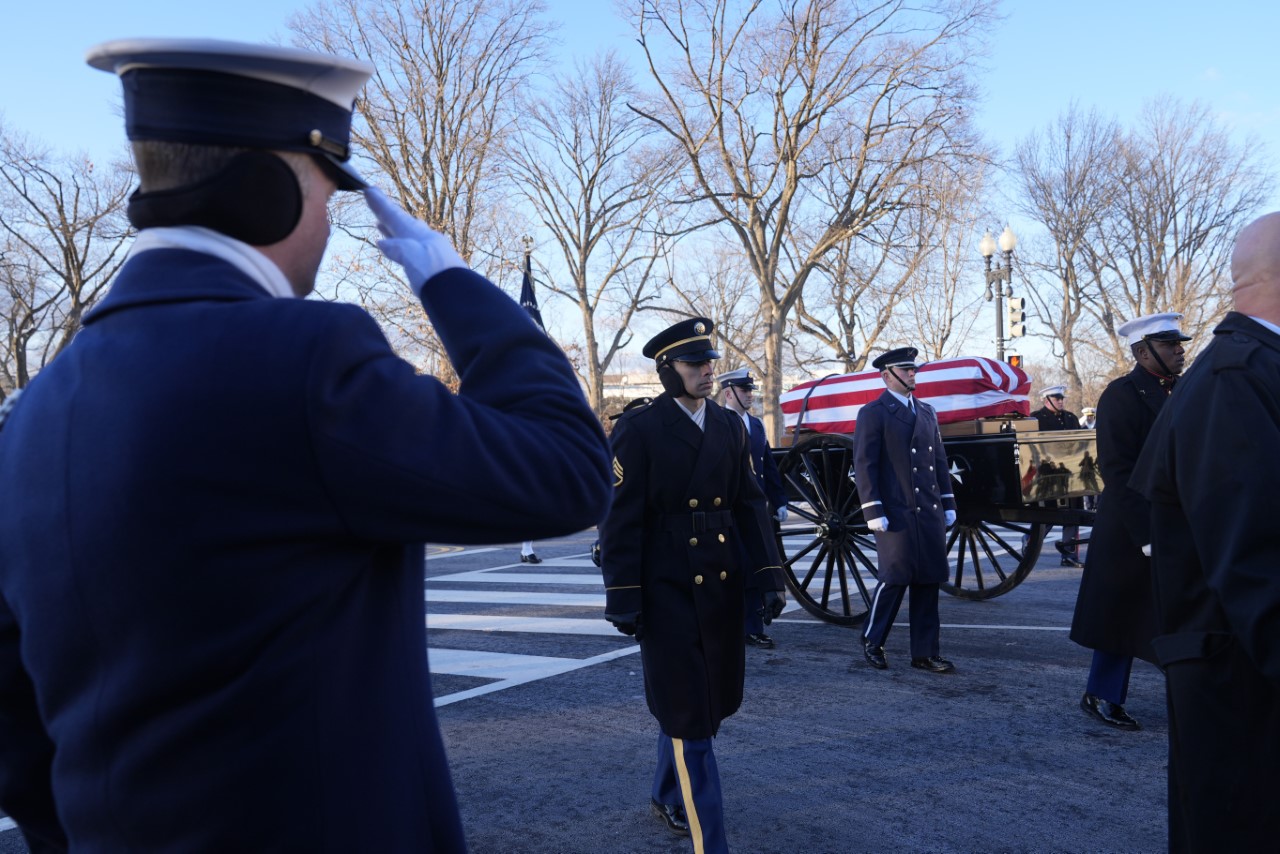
[854,348,958,673]
[1033,385,1084,566]
[598,318,785,854]
[1070,313,1190,731]
[718,367,789,650]
[1132,211,1280,852]
[0,38,611,853]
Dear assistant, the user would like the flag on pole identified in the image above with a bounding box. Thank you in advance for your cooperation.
[519,252,545,331]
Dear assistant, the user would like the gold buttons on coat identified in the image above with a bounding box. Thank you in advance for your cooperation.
[689,537,698,547]
[714,497,722,506]
[718,534,726,543]
[911,448,917,454]
[695,575,704,585]
[720,571,727,580]
[689,498,699,508]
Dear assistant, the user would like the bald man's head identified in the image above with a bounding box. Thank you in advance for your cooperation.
[1232,212,1280,322]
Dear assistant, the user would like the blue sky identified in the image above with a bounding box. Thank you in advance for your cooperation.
[3,1,1278,367]
[5,1,1277,190]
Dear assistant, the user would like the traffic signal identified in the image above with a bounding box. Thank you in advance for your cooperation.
[1007,296,1026,338]
[1007,354,1023,369]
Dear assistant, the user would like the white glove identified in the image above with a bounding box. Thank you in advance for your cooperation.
[365,187,468,295]
[1141,544,1152,557]
[945,509,957,526]
[775,507,788,523]
[867,515,889,533]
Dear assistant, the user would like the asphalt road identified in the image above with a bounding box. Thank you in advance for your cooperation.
[1,527,1167,853]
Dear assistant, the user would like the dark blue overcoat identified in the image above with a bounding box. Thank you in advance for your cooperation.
[745,412,786,513]
[852,391,956,586]
[0,249,611,852]
[599,394,783,739]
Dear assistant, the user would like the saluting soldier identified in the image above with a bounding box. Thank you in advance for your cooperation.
[1071,313,1190,731]
[599,318,785,854]
[854,347,958,673]
[718,367,789,649]
[0,38,611,852]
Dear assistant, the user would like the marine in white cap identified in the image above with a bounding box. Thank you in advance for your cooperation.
[0,37,612,853]
[1069,311,1190,734]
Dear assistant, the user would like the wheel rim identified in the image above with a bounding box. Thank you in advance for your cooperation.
[776,434,876,626]
[940,516,1045,600]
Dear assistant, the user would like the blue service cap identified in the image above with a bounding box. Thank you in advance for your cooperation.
[86,38,374,190]
[871,347,919,371]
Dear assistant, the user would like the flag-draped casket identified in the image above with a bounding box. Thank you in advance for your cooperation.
[780,357,1032,434]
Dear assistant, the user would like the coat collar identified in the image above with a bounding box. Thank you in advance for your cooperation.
[85,249,272,326]
[879,389,916,427]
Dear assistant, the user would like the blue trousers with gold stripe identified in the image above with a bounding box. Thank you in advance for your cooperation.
[652,732,727,854]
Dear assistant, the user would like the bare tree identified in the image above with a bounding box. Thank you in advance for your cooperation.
[0,128,133,398]
[1096,97,1273,367]
[627,0,993,441]
[290,0,553,380]
[1012,99,1273,392]
[507,51,676,413]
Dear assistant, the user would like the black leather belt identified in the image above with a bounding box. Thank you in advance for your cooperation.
[660,510,733,533]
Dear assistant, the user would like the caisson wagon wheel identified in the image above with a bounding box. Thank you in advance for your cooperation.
[775,433,877,627]
[940,512,1046,600]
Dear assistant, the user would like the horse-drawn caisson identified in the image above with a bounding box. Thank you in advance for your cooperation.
[774,357,1098,626]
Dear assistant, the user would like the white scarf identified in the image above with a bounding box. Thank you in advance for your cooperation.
[128,226,295,299]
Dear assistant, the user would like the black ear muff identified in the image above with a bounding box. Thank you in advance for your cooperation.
[658,363,687,397]
[127,151,303,246]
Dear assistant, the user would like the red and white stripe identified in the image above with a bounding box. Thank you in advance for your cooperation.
[781,356,1032,434]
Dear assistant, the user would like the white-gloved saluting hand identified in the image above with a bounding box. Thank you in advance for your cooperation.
[365,187,468,296]
[867,515,889,533]
[945,509,957,527]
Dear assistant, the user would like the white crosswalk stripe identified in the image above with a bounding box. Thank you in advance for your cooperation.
[425,552,640,706]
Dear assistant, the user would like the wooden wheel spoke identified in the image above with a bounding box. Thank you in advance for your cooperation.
[783,537,822,569]
[800,451,832,512]
[841,543,874,609]
[974,528,1010,583]
[980,524,1025,561]
[798,543,830,591]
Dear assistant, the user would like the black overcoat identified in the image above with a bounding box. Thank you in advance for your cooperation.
[0,250,611,852]
[599,394,784,739]
[1131,312,1280,852]
[1069,365,1167,662]
[853,392,956,586]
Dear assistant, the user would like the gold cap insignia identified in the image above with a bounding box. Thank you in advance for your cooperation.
[694,322,706,334]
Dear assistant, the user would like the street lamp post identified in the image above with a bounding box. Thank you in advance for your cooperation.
[979,226,1017,362]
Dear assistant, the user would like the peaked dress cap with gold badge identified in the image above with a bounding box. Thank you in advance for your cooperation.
[643,317,721,364]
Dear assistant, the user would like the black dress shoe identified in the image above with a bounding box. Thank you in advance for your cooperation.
[650,799,689,836]
[910,656,956,674]
[520,553,542,564]
[1060,556,1083,568]
[862,639,888,670]
[745,633,776,649]
[1080,693,1140,730]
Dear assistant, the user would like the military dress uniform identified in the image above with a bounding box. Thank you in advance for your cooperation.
[1068,313,1191,732]
[0,40,612,853]
[854,348,957,672]
[599,319,784,854]
[1033,385,1084,565]
[717,368,789,646]
[1132,311,1280,851]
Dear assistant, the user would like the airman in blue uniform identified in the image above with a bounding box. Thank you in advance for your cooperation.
[853,347,958,673]
[718,367,788,649]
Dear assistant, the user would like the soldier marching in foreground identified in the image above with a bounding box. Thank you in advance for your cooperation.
[598,317,785,854]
